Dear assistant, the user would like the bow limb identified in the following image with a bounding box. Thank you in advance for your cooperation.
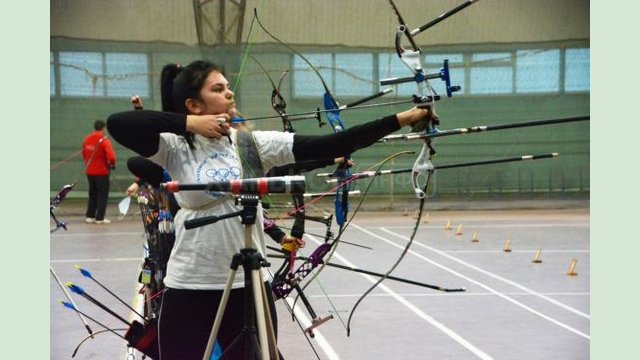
[253,12,355,324]
[343,1,460,335]
[233,16,330,347]
[254,9,353,227]
[345,167,432,336]
[292,151,414,326]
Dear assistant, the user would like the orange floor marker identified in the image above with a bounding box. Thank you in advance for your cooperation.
[567,258,578,276]
[455,224,463,235]
[412,209,420,219]
[532,248,543,263]
[471,231,479,242]
[422,212,430,223]
[503,239,512,252]
[444,220,452,230]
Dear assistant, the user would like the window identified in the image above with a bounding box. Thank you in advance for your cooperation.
[50,52,55,96]
[565,48,589,92]
[105,53,149,97]
[470,53,513,94]
[293,53,332,97]
[54,51,150,98]
[59,52,104,97]
[290,44,589,99]
[516,49,560,93]
[335,53,374,96]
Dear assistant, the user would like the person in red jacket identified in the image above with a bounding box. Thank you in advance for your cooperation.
[82,120,117,224]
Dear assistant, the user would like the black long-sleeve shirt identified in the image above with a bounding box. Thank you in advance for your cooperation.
[107,110,400,161]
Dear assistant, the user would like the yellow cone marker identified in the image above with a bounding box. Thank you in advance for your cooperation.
[471,231,479,242]
[444,220,452,230]
[532,248,543,263]
[403,208,409,217]
[455,224,463,235]
[413,210,419,219]
[503,239,512,252]
[567,258,578,276]
[422,212,430,223]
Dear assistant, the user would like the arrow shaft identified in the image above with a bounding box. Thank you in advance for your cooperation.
[79,292,131,325]
[268,253,463,292]
[381,116,590,142]
[318,261,463,292]
[326,153,559,182]
[63,304,127,341]
[413,0,480,35]
[435,153,558,170]
[236,98,417,123]
[51,268,94,336]
[88,276,146,321]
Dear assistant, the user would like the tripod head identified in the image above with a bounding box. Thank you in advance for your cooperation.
[183,194,266,230]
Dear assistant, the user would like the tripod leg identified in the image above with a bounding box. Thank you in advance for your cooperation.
[259,276,280,360]
[251,270,270,360]
[202,264,239,360]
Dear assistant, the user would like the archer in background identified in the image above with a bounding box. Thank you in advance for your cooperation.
[82,120,117,225]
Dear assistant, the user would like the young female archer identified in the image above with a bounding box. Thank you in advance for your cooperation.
[107,60,435,359]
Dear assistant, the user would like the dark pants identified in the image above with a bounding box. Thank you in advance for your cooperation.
[158,284,280,360]
[85,175,110,220]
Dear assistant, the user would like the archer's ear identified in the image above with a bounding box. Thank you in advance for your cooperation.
[185,98,202,115]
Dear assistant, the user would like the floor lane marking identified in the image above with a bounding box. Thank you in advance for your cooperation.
[51,258,142,263]
[304,235,495,360]
[348,224,589,339]
[379,227,591,319]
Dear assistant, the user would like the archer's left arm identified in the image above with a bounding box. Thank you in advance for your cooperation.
[292,107,433,161]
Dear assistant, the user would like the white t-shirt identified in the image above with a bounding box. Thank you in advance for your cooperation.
[149,128,295,290]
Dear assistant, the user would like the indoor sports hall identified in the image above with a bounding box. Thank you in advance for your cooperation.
[50,1,590,359]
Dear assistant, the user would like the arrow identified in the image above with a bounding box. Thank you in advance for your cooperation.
[267,253,465,292]
[76,266,146,321]
[321,153,560,183]
[380,116,590,143]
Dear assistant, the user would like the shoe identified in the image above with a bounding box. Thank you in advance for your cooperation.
[95,219,111,224]
[85,218,96,223]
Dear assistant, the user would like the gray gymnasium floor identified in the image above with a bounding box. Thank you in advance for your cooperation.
[50,206,589,359]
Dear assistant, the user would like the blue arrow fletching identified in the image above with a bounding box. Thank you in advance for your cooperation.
[66,283,85,295]
[61,301,76,311]
[77,266,92,278]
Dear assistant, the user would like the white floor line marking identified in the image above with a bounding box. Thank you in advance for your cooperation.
[378,227,591,320]
[51,258,141,263]
[305,292,590,298]
[263,267,339,360]
[442,249,590,253]
[124,280,145,360]
[378,223,589,229]
[350,224,589,339]
[283,296,341,360]
[52,231,144,237]
[306,235,494,360]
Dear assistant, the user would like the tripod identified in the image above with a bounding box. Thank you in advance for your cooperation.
[193,195,279,360]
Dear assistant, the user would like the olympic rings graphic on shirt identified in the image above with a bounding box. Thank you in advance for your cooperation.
[205,166,241,182]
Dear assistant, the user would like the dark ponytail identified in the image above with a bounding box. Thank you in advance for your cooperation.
[160,64,182,112]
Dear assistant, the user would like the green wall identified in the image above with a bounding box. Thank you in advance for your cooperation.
[50,40,589,200]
